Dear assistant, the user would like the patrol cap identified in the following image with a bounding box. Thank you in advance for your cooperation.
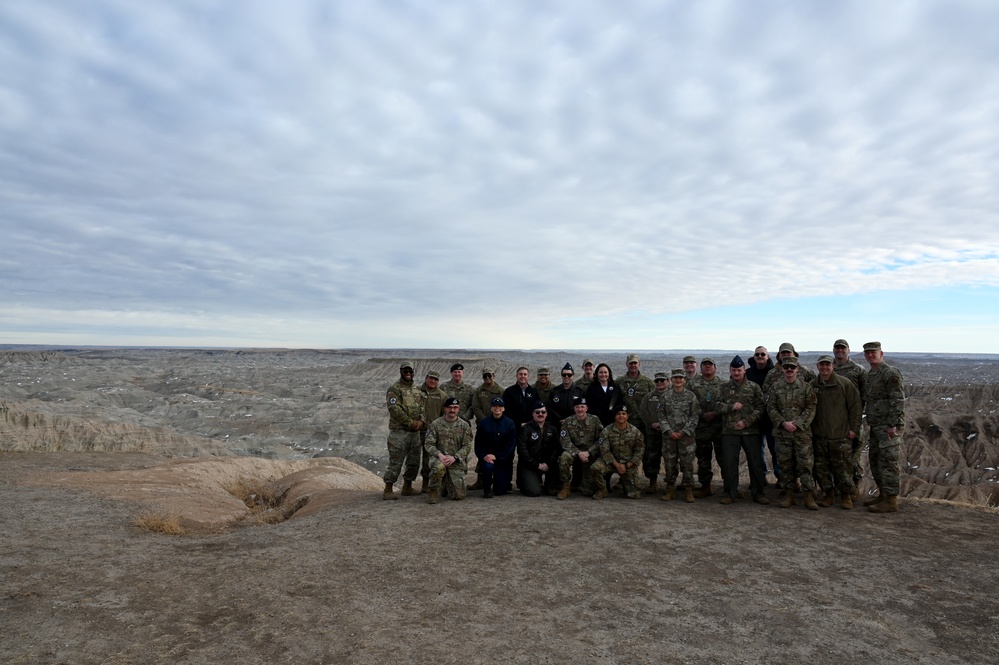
[670,368,686,379]
[654,371,669,381]
[683,355,697,363]
[863,341,882,351]
[561,362,573,373]
[833,339,850,348]
[612,403,629,414]
[816,355,834,364]
[532,400,547,412]
[730,355,746,368]
[778,342,796,354]
[400,361,415,371]
[427,370,440,379]
[537,367,551,375]
[482,367,495,376]
[573,396,588,406]
[582,359,595,367]
[450,363,464,372]
[781,357,799,369]
[443,397,460,407]
[626,353,640,363]
[701,357,716,366]
[490,397,505,406]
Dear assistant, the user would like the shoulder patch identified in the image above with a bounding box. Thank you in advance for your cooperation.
[389,397,397,405]
[560,429,567,437]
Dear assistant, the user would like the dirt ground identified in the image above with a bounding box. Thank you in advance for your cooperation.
[2,451,997,665]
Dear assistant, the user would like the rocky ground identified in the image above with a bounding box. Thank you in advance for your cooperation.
[1,348,998,663]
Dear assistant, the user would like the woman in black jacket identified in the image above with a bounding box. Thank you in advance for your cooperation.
[584,363,620,427]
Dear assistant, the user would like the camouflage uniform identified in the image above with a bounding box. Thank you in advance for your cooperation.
[533,378,556,406]
[591,423,645,499]
[834,358,869,485]
[420,381,448,481]
[441,380,476,424]
[716,378,766,500]
[687,374,725,489]
[767,376,817,494]
[619,373,656,430]
[658,388,699,488]
[638,387,668,481]
[385,378,425,485]
[425,416,473,499]
[865,362,906,497]
[472,381,504,422]
[763,363,816,395]
[811,373,862,496]
[558,413,603,495]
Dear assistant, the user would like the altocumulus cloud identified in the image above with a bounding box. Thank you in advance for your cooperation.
[1,0,997,348]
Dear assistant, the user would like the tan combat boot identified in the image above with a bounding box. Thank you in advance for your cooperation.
[779,491,794,509]
[821,490,835,507]
[646,478,659,495]
[840,494,853,510]
[383,482,398,501]
[426,488,440,505]
[868,494,898,513]
[401,480,415,496]
[592,487,608,500]
[684,486,695,503]
[557,481,571,500]
[660,485,675,502]
[697,483,713,498]
[803,491,819,511]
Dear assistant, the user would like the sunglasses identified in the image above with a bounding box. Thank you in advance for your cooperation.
[534,410,547,414]
[754,352,768,357]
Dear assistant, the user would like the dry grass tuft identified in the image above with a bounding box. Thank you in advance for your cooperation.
[905,496,999,515]
[134,512,186,536]
[223,476,304,524]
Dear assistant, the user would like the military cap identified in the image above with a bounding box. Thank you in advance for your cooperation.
[561,362,573,372]
[482,367,495,376]
[670,368,686,379]
[730,355,746,368]
[449,363,464,372]
[626,353,640,363]
[400,361,415,370]
[816,355,834,364]
[582,359,595,367]
[778,342,796,354]
[443,397,460,407]
[863,341,882,351]
[833,339,850,348]
[572,395,587,406]
[537,367,551,375]
[781,357,799,368]
[683,355,697,363]
[427,370,440,379]
[701,357,716,366]
[612,403,629,414]
[490,397,505,406]
[654,371,669,381]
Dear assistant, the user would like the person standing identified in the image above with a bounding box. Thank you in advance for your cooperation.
[576,359,596,393]
[715,356,768,505]
[658,369,700,503]
[549,363,584,423]
[472,367,504,422]
[418,370,448,494]
[533,367,556,406]
[767,357,819,510]
[619,354,656,430]
[556,396,603,498]
[424,397,473,504]
[474,397,517,498]
[746,346,779,486]
[638,371,670,494]
[590,404,645,500]
[516,401,562,497]
[832,339,869,492]
[812,355,863,509]
[687,358,725,497]
[503,367,540,428]
[863,342,906,513]
[441,363,476,424]
[682,355,699,382]
[383,361,424,500]
[584,363,620,427]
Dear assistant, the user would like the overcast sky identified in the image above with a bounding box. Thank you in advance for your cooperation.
[2,1,998,353]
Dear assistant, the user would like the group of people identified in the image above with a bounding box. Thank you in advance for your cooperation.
[382,340,906,513]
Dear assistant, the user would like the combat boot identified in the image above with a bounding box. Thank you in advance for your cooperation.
[840,494,853,510]
[779,491,794,509]
[821,490,835,507]
[660,485,675,502]
[419,477,429,494]
[593,487,608,500]
[803,491,819,511]
[849,488,860,501]
[557,481,571,500]
[482,486,494,499]
[426,488,440,505]
[383,482,398,500]
[646,477,659,495]
[684,486,695,503]
[697,483,713,498]
[401,480,415,496]
[868,494,898,513]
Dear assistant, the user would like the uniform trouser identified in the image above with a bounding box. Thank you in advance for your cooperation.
[517,462,560,497]
[479,459,514,496]
[869,426,902,496]
[851,424,869,486]
[663,433,696,487]
[721,434,766,499]
[419,433,431,479]
[385,430,422,484]
[776,433,815,493]
[695,424,724,486]
[558,452,596,495]
[812,436,855,495]
[759,429,780,480]
[428,459,467,498]
[590,459,641,498]
[643,429,664,479]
